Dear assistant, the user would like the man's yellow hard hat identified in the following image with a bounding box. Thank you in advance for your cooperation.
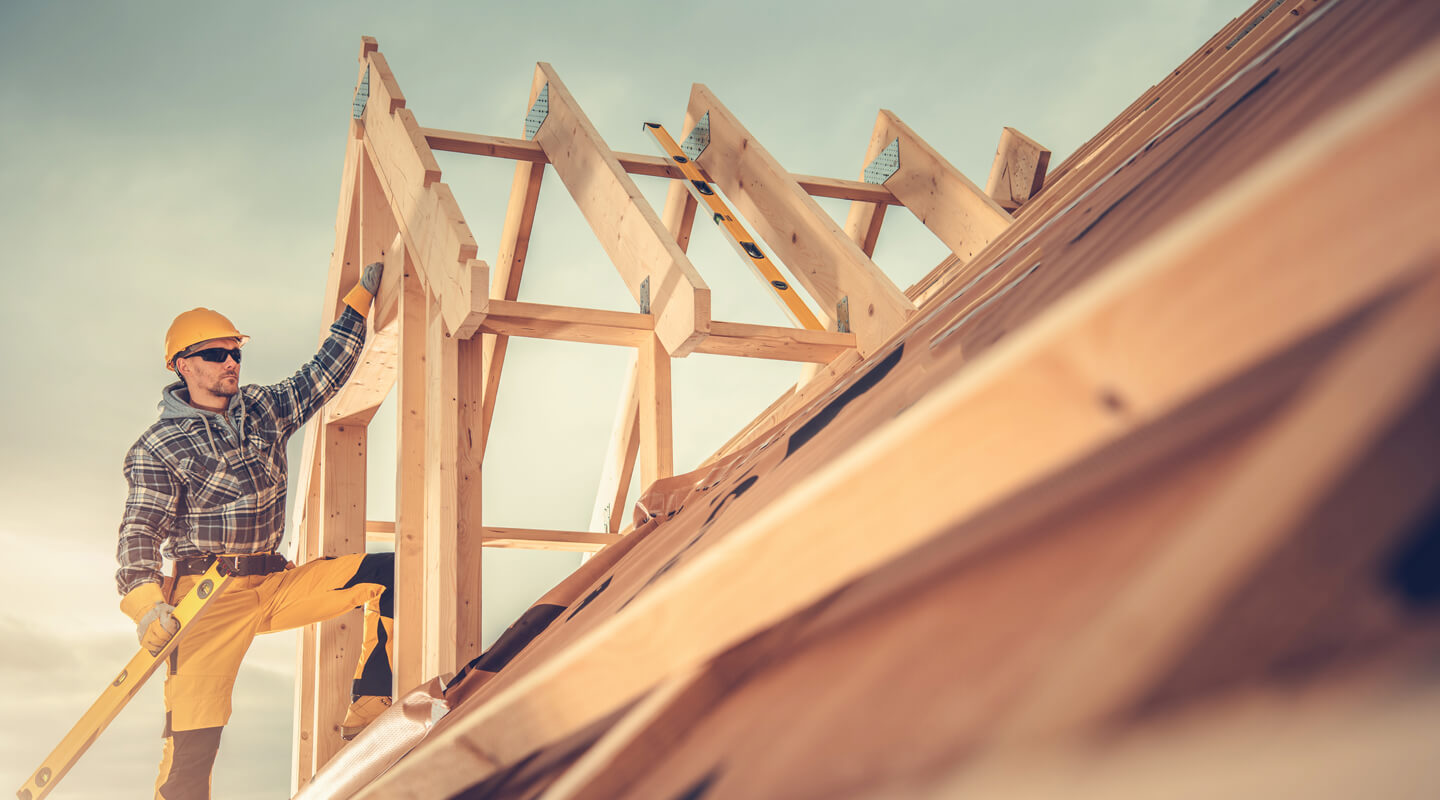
[164,308,250,369]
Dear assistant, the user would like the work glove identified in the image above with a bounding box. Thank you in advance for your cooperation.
[360,261,383,294]
[342,261,385,316]
[119,582,181,656]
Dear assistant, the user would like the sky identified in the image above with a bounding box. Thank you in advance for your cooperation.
[0,1,1240,797]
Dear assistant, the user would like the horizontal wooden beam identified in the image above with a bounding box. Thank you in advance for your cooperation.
[477,299,855,362]
[366,521,622,552]
[700,321,856,362]
[478,299,650,347]
[421,127,898,205]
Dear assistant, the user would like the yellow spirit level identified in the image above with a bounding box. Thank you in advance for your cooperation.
[644,121,825,331]
[17,563,233,800]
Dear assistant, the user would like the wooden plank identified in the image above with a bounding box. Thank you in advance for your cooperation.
[366,521,623,552]
[480,528,625,552]
[480,157,545,456]
[591,353,642,534]
[359,48,489,338]
[478,299,854,361]
[478,299,651,347]
[637,333,674,492]
[327,157,402,425]
[367,51,406,113]
[529,63,711,356]
[997,268,1440,741]
[984,127,1051,213]
[868,109,1014,263]
[420,127,899,205]
[313,422,366,771]
[893,660,1440,800]
[351,42,1440,794]
[293,116,365,790]
[424,296,460,681]
[843,193,887,258]
[792,173,898,205]
[290,498,320,790]
[687,85,914,355]
[371,231,405,332]
[393,268,427,694]
[456,334,484,666]
[698,321,855,363]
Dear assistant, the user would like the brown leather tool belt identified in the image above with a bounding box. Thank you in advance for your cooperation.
[175,553,289,578]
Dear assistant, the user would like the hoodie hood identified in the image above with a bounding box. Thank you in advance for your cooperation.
[158,380,249,461]
[160,380,220,421]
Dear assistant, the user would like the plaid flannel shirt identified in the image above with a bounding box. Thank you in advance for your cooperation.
[116,307,367,594]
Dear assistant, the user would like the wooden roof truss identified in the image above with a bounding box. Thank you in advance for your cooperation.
[289,37,1044,783]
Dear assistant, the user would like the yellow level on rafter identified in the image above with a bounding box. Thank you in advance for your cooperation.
[17,563,234,800]
[644,121,825,331]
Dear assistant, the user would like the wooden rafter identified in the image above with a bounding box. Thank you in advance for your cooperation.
[861,109,1014,264]
[479,158,545,455]
[529,63,712,357]
[356,47,489,338]
[984,126,1051,213]
[684,85,915,355]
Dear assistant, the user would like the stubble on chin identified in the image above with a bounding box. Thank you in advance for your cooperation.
[212,376,240,398]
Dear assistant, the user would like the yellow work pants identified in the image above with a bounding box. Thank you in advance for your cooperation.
[154,552,393,800]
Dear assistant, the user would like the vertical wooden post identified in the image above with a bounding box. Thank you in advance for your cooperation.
[425,298,460,679]
[638,334,673,489]
[290,473,322,792]
[313,423,366,771]
[394,267,427,693]
[456,335,485,666]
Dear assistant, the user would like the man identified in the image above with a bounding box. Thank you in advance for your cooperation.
[117,264,393,799]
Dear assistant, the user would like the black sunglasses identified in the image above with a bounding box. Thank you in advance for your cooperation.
[183,347,243,364]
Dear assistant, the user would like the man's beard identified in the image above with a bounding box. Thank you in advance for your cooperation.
[207,375,240,398]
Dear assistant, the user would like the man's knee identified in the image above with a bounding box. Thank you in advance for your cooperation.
[342,552,393,617]
[156,725,223,800]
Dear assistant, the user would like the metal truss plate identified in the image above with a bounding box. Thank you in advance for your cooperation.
[836,297,851,333]
[525,83,550,140]
[680,112,710,161]
[863,138,900,185]
[353,67,370,120]
[640,276,651,314]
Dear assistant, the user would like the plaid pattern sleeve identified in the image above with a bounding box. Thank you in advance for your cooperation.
[116,440,181,593]
[261,306,367,439]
